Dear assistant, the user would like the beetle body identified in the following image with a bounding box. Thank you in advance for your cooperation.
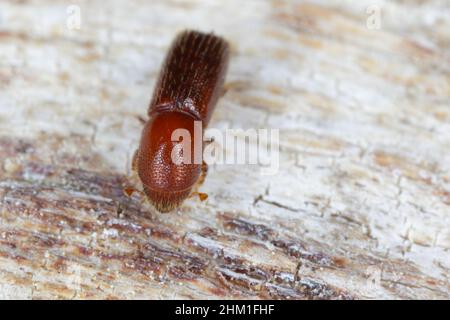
[134,30,230,212]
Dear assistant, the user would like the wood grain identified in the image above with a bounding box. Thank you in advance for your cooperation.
[0,0,449,299]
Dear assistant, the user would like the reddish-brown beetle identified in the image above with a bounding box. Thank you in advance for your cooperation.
[132,30,230,212]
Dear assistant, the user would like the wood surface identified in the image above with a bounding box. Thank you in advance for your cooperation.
[0,0,449,299]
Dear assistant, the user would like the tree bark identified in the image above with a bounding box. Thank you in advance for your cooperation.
[0,0,449,299]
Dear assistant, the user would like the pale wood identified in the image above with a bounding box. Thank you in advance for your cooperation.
[0,0,449,299]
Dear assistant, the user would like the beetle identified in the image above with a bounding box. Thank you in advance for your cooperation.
[132,30,230,212]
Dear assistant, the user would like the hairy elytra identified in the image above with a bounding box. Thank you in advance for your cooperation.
[133,30,230,212]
